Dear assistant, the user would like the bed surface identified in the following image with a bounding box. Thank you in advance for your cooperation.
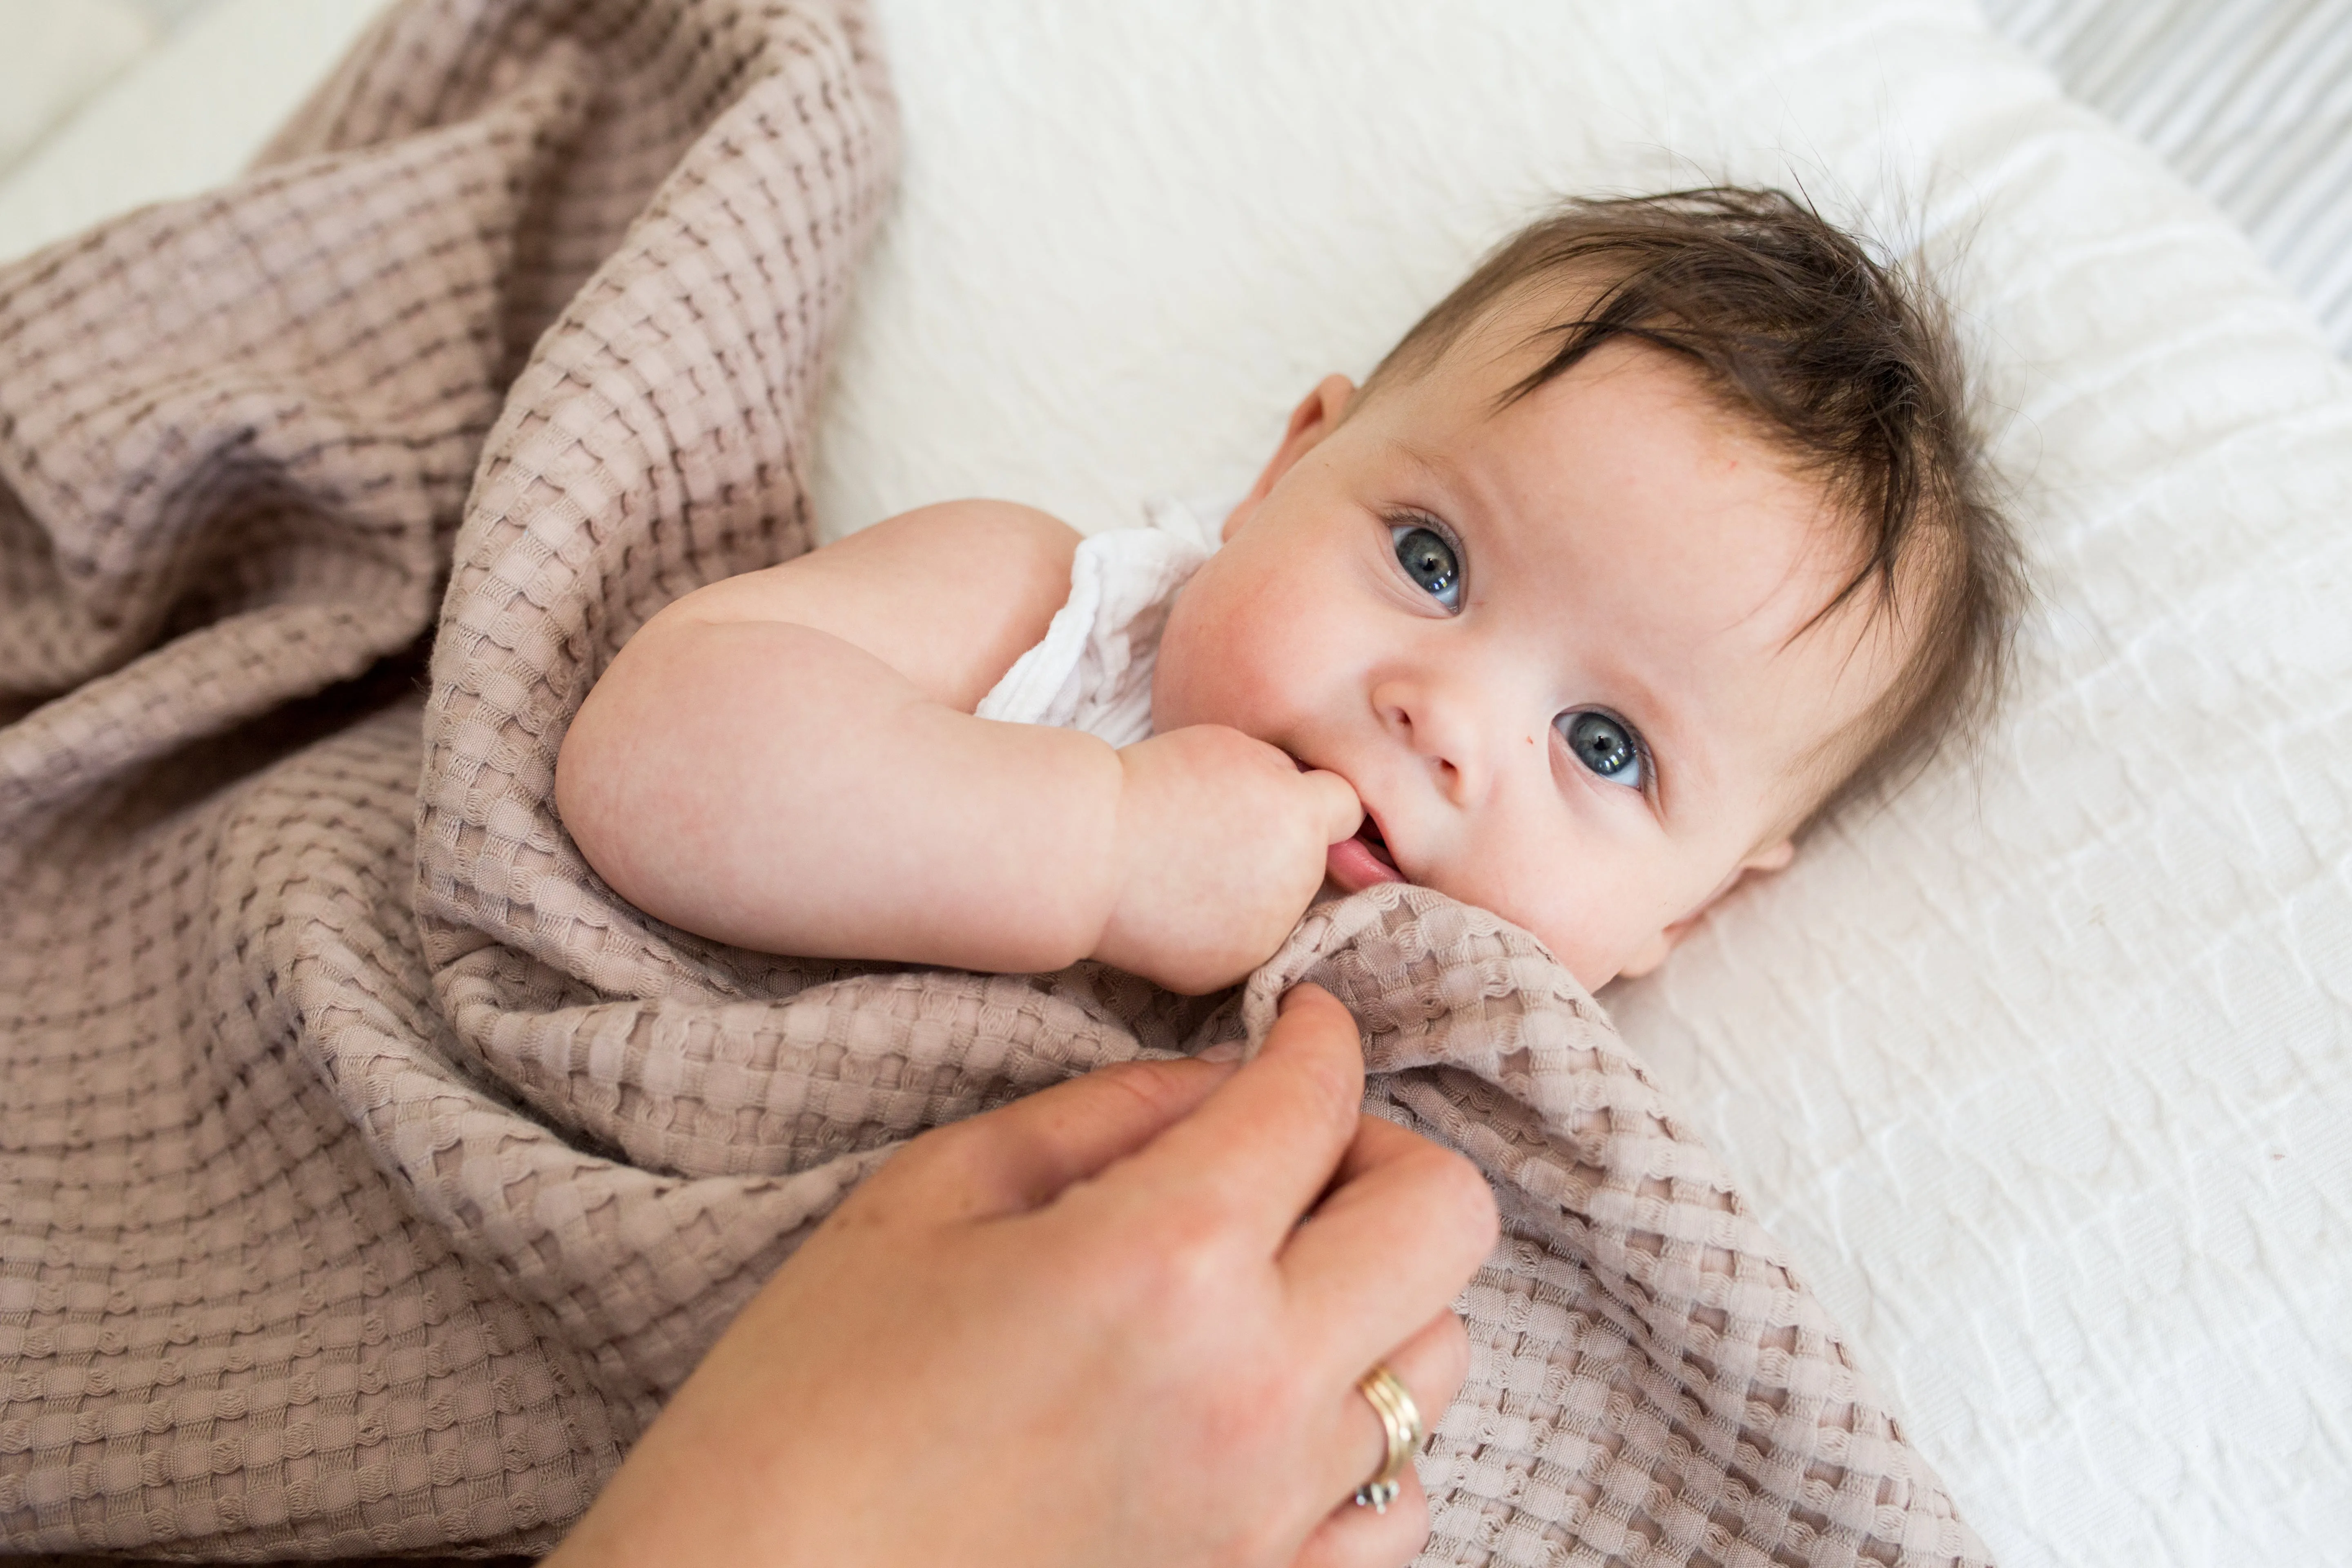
[9,0,2349,359]
[3,4,2348,1567]
[1984,0,2352,356]
[0,0,385,258]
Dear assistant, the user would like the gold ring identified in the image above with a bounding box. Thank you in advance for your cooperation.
[1350,1363,1424,1513]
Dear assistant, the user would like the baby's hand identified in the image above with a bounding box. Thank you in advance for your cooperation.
[1094,726,1362,994]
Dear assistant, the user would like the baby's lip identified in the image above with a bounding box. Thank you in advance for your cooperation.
[1325,804,1406,893]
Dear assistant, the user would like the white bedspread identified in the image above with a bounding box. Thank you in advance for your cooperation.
[0,0,383,259]
[1987,0,2352,355]
[2,3,2346,1566]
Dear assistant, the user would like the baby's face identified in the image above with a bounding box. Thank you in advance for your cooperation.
[1152,334,1908,989]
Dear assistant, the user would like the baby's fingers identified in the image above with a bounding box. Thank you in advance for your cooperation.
[1301,768,1363,844]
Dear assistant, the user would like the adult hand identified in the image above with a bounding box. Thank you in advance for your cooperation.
[546,983,1497,1568]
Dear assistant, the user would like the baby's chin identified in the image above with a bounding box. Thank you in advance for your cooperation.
[1313,852,1632,993]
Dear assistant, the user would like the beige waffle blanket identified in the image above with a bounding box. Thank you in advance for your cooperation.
[0,0,1991,1561]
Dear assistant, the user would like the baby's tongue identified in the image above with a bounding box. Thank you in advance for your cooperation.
[1325,820,1403,893]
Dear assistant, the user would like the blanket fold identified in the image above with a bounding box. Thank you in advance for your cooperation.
[0,1,1989,1562]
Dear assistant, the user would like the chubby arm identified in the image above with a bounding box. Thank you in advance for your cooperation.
[559,501,1107,972]
[555,501,1358,991]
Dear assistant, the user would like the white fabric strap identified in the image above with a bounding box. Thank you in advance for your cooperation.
[973,496,1227,747]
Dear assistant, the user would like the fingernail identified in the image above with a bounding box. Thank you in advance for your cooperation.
[1197,1040,1243,1062]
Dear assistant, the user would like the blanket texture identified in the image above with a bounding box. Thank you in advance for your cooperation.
[0,0,1990,1561]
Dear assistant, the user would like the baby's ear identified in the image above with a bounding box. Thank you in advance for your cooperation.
[1226,375,1355,540]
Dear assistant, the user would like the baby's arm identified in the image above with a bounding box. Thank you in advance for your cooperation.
[555,501,1359,991]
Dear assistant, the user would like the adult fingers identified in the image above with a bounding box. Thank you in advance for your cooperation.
[867,1055,1236,1224]
[1108,984,1365,1255]
[1303,767,1365,842]
[1290,1305,1468,1568]
[1291,1465,1431,1568]
[1319,1307,1468,1517]
[1278,1112,1496,1379]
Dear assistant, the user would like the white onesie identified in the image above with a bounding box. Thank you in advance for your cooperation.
[973,497,1229,746]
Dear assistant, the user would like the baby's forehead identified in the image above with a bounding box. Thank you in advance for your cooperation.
[1374,336,1868,577]
[1377,317,1825,486]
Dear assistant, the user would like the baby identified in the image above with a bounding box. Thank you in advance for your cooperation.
[555,189,2020,997]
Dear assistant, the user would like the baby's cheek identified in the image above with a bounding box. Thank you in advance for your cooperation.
[1437,841,1623,984]
[1155,599,1288,736]
[1149,623,1223,733]
[1149,597,1214,730]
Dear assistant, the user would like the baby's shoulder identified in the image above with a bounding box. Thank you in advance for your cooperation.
[891,497,1083,575]
[846,503,1078,662]
[836,498,1082,600]
[752,499,1083,710]
[656,497,1079,677]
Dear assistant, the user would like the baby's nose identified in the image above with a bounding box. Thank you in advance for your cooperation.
[1371,675,1494,804]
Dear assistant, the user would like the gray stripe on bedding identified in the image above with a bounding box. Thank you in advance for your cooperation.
[1982,0,2352,357]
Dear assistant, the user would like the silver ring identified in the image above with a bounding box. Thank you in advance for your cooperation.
[1350,1363,1424,1513]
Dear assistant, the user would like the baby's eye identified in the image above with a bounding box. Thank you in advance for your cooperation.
[1558,710,1644,789]
[1390,524,1461,609]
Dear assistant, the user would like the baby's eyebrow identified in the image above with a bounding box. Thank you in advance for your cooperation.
[1387,437,1476,507]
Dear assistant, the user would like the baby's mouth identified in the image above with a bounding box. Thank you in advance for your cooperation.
[1290,752,1406,891]
[1324,806,1405,893]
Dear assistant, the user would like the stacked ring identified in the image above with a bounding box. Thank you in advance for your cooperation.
[1351,1364,1425,1514]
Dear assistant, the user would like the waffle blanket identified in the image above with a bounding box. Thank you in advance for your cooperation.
[0,0,1989,1560]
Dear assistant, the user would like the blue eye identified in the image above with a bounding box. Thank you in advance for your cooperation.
[1390,524,1461,609]
[1559,710,1644,788]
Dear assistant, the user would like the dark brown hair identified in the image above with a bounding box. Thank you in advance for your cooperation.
[1363,187,2023,831]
